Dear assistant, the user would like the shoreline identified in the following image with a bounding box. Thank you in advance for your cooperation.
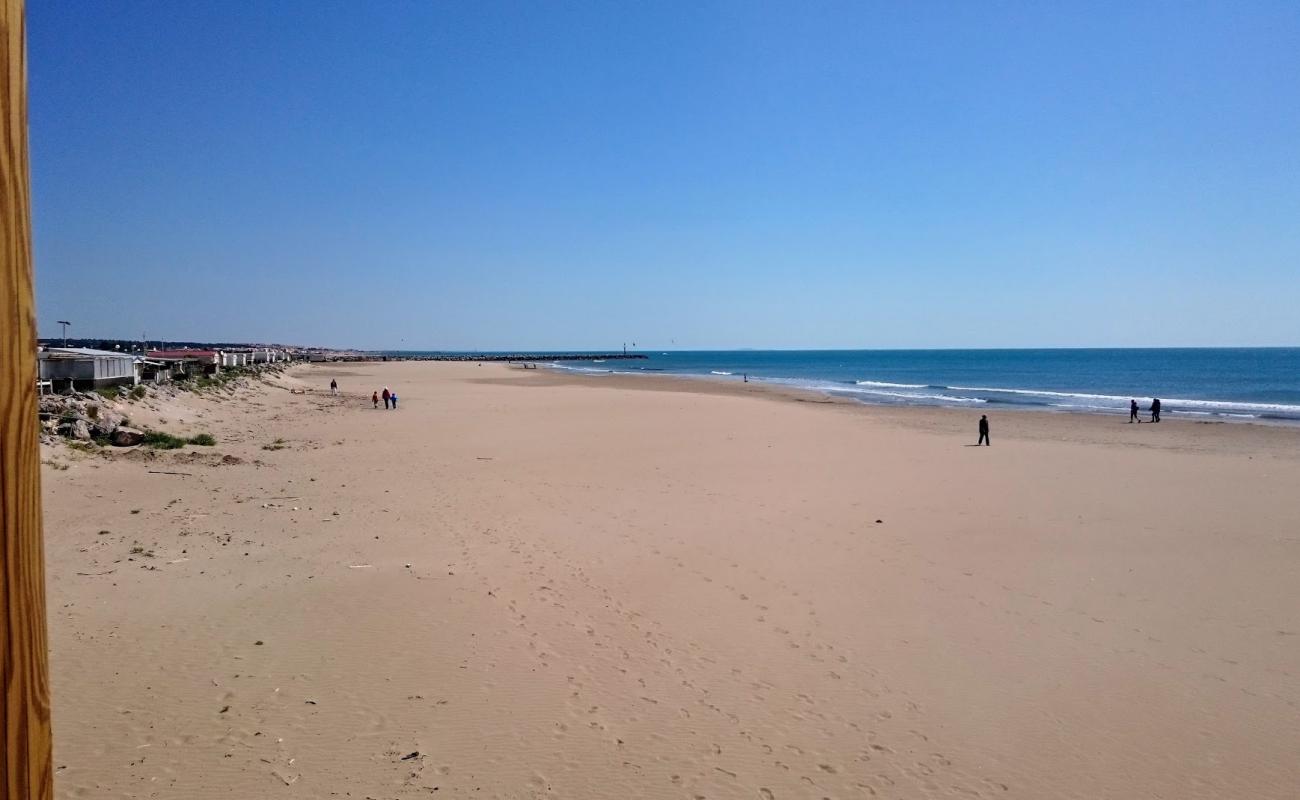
[479,362,1300,460]
[529,361,1300,427]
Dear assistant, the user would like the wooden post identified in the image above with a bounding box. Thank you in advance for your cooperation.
[1,0,54,797]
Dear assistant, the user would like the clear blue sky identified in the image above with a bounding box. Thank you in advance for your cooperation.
[29,1,1300,350]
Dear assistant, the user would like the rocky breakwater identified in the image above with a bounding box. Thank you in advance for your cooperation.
[39,388,142,446]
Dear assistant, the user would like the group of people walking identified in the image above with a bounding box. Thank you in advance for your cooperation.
[373,386,398,409]
[977,396,1164,445]
[326,379,400,409]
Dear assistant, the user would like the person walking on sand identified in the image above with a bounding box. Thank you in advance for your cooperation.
[372,390,379,409]
[1150,397,1162,423]
[390,391,399,410]
[1130,399,1140,423]
[382,386,391,409]
[330,378,338,397]
[977,414,990,446]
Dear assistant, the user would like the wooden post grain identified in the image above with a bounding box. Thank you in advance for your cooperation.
[1,0,54,798]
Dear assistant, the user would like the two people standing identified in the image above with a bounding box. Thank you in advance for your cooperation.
[1129,397,1161,423]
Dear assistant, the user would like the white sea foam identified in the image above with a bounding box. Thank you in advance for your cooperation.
[948,386,1300,416]
[855,380,928,388]
[838,387,986,403]
[711,371,733,376]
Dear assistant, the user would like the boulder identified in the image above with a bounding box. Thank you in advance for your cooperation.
[91,410,125,438]
[71,419,92,440]
[111,427,146,447]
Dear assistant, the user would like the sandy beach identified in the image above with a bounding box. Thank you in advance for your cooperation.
[42,361,1300,799]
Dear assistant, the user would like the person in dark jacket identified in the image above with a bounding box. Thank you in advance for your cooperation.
[1150,398,1162,423]
[1130,399,1140,423]
[977,414,990,446]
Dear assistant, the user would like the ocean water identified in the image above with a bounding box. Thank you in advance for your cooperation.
[533,348,1300,423]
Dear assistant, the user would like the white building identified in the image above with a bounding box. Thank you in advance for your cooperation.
[38,347,139,391]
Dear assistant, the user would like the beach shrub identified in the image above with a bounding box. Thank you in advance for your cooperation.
[262,438,287,451]
[142,430,188,450]
[130,385,147,400]
[188,433,216,446]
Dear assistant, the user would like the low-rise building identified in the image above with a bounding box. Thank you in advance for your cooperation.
[147,349,221,377]
[38,347,139,391]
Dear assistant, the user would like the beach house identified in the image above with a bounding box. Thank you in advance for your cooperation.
[37,347,139,392]
[146,349,222,378]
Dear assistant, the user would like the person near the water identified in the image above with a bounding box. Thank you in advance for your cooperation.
[371,390,379,409]
[382,386,391,409]
[390,391,398,410]
[1130,399,1140,423]
[977,414,990,446]
[330,378,338,397]
[1150,397,1162,423]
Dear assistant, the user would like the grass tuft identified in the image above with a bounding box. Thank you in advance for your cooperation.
[142,430,189,450]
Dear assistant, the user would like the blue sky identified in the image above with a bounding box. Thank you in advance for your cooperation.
[29,1,1300,350]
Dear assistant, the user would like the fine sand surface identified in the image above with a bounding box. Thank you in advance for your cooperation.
[44,362,1300,799]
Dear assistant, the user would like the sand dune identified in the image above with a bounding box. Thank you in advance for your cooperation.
[43,362,1300,798]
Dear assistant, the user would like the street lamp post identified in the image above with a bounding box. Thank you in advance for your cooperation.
[56,319,70,347]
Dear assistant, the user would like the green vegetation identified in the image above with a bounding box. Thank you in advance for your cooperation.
[141,429,218,449]
[67,440,98,453]
[129,385,147,400]
[262,438,288,451]
[184,367,256,393]
[95,387,119,400]
[142,430,189,449]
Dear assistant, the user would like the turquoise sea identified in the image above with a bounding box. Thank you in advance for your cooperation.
[390,349,1300,423]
